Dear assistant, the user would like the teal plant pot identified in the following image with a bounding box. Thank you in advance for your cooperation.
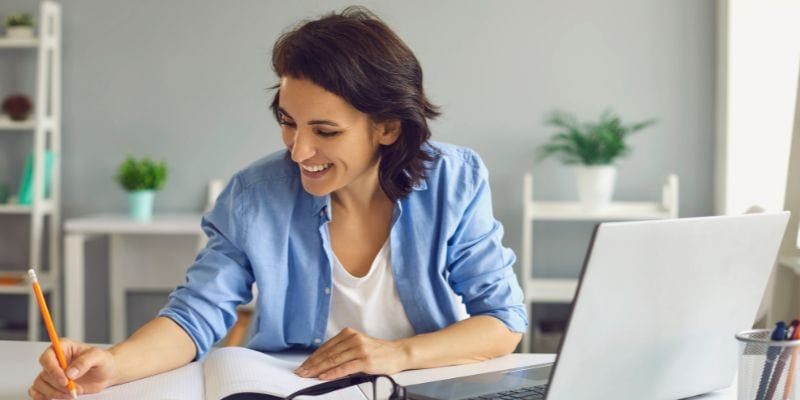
[128,190,155,221]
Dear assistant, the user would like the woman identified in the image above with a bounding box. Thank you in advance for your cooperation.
[30,7,526,399]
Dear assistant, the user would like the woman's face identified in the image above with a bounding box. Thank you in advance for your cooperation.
[278,77,398,197]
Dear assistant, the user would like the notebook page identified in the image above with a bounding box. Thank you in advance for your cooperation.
[80,361,204,399]
[203,347,365,400]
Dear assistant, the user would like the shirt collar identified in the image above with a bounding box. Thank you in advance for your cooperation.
[311,194,331,218]
[309,177,427,217]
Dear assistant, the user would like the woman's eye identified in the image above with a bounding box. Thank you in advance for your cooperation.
[315,130,339,137]
[279,120,296,128]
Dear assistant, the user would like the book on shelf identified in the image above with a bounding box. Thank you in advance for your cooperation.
[0,272,26,285]
[17,150,54,206]
[81,346,359,400]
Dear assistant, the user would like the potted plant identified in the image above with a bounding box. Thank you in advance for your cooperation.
[115,156,167,221]
[537,110,656,211]
[5,13,34,39]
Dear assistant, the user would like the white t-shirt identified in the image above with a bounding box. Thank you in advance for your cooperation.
[325,239,416,341]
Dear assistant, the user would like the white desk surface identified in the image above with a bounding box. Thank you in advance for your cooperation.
[63,213,203,234]
[0,340,736,400]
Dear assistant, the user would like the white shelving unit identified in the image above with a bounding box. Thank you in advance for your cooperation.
[520,172,679,352]
[0,1,62,341]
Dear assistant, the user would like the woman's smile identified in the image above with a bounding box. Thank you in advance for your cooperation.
[300,163,333,179]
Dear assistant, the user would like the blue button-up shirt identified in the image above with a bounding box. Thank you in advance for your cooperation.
[159,141,527,359]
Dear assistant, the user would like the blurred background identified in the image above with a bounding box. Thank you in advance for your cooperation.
[0,0,797,352]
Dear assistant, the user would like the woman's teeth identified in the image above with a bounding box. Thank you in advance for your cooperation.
[302,163,332,172]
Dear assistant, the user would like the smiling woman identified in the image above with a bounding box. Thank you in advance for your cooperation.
[269,7,440,202]
[29,6,527,399]
[275,76,398,199]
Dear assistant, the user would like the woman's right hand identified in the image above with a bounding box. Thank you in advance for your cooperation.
[29,338,117,400]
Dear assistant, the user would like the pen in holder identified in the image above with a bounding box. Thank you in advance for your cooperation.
[736,329,800,400]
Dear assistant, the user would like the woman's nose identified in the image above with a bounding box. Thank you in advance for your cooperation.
[290,130,316,163]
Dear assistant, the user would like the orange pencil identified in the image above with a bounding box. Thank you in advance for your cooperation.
[28,269,78,399]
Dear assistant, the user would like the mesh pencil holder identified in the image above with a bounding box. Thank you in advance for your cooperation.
[736,329,800,400]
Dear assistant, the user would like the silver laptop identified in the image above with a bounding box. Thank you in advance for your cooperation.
[405,212,789,400]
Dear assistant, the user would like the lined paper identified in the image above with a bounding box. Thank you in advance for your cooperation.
[75,347,365,399]
[205,347,364,400]
[80,361,204,399]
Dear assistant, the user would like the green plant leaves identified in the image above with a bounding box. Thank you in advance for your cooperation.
[537,109,656,165]
[5,13,34,28]
[116,156,168,191]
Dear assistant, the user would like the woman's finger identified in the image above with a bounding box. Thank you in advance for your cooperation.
[318,359,364,381]
[298,328,359,370]
[28,386,45,400]
[32,372,71,399]
[39,345,68,381]
[67,346,108,380]
[40,368,71,395]
[309,344,369,378]
[301,341,365,377]
[298,338,355,376]
[310,328,357,356]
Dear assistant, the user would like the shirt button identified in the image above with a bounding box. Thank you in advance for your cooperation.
[314,338,322,344]
[324,287,331,295]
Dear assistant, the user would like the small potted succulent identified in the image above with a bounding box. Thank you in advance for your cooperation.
[5,13,34,39]
[115,156,168,221]
[537,109,656,211]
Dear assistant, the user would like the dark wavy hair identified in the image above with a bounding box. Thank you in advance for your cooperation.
[270,6,440,201]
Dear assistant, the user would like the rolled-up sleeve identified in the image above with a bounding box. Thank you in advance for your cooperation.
[158,175,255,359]
[446,152,528,333]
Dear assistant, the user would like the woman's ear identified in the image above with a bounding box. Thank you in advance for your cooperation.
[376,120,401,146]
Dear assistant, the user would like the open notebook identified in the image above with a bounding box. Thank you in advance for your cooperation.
[80,347,363,400]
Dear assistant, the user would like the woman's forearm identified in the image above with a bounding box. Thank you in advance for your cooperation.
[398,315,522,370]
[107,316,197,386]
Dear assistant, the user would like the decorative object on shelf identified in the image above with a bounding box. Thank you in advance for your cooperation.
[537,109,656,211]
[0,182,9,204]
[4,13,34,39]
[0,273,25,285]
[17,150,54,205]
[1,94,33,121]
[116,156,168,221]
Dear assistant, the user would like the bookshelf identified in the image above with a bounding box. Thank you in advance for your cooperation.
[520,172,679,352]
[0,1,61,341]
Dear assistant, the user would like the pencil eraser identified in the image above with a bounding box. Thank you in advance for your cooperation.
[27,269,37,283]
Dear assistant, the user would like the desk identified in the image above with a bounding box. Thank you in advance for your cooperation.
[0,341,736,400]
[64,214,204,343]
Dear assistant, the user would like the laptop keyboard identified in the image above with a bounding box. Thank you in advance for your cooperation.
[462,384,548,400]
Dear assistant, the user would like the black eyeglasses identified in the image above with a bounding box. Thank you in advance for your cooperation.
[284,372,407,400]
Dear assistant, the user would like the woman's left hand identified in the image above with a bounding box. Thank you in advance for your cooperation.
[294,327,410,380]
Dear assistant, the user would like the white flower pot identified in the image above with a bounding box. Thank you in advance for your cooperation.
[6,26,34,39]
[576,165,617,212]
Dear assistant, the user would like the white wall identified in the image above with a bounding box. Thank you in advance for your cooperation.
[715,0,800,215]
[0,0,716,342]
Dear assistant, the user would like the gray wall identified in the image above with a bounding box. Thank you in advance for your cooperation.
[0,0,715,342]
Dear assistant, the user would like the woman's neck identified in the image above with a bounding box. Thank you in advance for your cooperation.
[330,163,392,215]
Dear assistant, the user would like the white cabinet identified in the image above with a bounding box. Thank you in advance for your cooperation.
[64,214,205,343]
[0,1,61,341]
[520,172,679,352]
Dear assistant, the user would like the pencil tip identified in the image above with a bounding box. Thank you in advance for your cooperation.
[70,388,78,399]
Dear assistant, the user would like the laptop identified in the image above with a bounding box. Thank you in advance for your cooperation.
[405,212,790,400]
